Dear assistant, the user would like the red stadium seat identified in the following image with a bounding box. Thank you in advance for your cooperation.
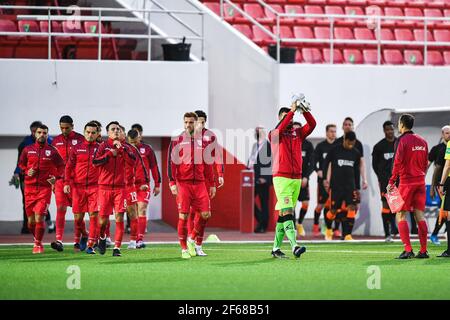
[404,7,423,27]
[328,0,347,5]
[284,5,304,25]
[0,19,19,58]
[426,50,444,65]
[354,28,375,40]
[244,4,272,24]
[343,49,363,63]
[304,5,326,25]
[404,50,424,65]
[383,7,405,27]
[264,4,284,22]
[413,29,434,42]
[325,6,352,26]
[394,29,414,41]
[295,49,303,63]
[314,26,331,39]
[223,4,244,24]
[433,29,450,42]
[424,8,443,27]
[344,6,365,26]
[443,51,450,65]
[383,49,404,64]
[376,28,395,41]
[335,27,354,40]
[253,26,276,45]
[233,24,253,39]
[363,49,382,64]
[204,3,220,16]
[302,48,323,63]
[348,0,368,5]
[273,26,295,45]
[293,26,314,39]
[323,48,344,63]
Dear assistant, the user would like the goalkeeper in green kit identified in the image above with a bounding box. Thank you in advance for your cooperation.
[268,96,316,258]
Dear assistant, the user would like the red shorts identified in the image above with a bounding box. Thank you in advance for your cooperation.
[136,187,151,203]
[176,182,210,213]
[54,179,72,207]
[24,186,52,217]
[98,187,126,217]
[72,185,98,213]
[399,183,426,212]
[124,186,138,210]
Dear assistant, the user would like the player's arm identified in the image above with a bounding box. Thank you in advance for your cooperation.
[273,109,295,135]
[371,144,380,178]
[305,142,315,179]
[313,143,323,178]
[299,111,317,138]
[18,146,28,174]
[49,148,65,186]
[388,139,404,190]
[359,157,368,190]
[123,145,137,166]
[64,148,76,193]
[92,143,112,166]
[204,163,216,199]
[148,147,161,196]
[211,133,224,187]
[168,140,178,195]
[325,162,332,191]
[355,156,361,190]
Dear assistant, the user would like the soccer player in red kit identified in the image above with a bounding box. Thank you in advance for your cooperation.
[18,124,64,254]
[93,121,137,257]
[168,112,216,259]
[50,115,85,252]
[64,122,100,254]
[127,127,161,249]
[387,114,429,259]
[186,110,224,257]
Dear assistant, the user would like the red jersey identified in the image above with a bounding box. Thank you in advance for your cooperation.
[135,142,161,188]
[52,131,85,163]
[18,141,65,188]
[123,142,149,187]
[64,140,99,187]
[269,111,316,179]
[389,131,428,186]
[168,132,214,187]
[201,128,224,180]
[93,138,137,189]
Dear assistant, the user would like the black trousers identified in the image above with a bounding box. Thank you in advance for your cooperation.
[254,183,270,230]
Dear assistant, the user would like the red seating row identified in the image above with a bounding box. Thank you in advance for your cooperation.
[205,2,450,28]
[265,47,450,64]
[0,19,137,59]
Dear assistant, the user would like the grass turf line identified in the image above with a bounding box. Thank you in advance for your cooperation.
[0,241,449,300]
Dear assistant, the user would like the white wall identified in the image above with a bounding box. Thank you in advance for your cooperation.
[0,59,208,136]
[279,64,450,138]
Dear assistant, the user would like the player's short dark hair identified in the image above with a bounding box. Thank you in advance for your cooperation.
[399,114,414,130]
[343,117,354,124]
[59,115,73,124]
[84,121,98,131]
[106,121,120,131]
[184,112,198,120]
[195,110,207,121]
[278,107,290,117]
[326,124,336,132]
[37,124,49,131]
[131,123,143,133]
[119,125,125,132]
[344,131,356,141]
[91,120,102,129]
[30,121,42,130]
[127,129,139,140]
[293,121,302,127]
[383,120,394,129]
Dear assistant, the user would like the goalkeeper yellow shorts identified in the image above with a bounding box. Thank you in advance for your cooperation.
[273,176,301,211]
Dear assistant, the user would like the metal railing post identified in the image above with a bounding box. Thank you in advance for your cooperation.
[201,13,205,60]
[424,18,428,66]
[98,9,102,61]
[377,16,381,65]
[276,15,280,63]
[330,17,334,64]
[47,8,51,60]
[147,10,152,61]
[220,0,224,20]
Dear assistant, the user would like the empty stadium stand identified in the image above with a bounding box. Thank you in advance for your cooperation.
[202,0,450,65]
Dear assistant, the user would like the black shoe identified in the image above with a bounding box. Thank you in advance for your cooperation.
[293,246,306,258]
[112,248,121,257]
[73,243,80,252]
[51,241,64,252]
[98,237,107,255]
[21,227,30,234]
[254,227,264,233]
[437,250,450,258]
[271,249,287,259]
[415,251,429,259]
[79,235,88,251]
[397,250,415,259]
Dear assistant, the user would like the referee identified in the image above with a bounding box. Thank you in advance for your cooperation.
[438,136,450,258]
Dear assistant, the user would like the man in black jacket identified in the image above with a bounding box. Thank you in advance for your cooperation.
[248,126,272,233]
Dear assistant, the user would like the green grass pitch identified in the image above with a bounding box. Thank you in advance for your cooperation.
[0,241,449,300]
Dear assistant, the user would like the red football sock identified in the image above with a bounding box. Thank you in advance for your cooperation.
[55,207,66,242]
[398,220,412,252]
[80,219,88,237]
[130,217,138,241]
[137,216,147,242]
[417,220,428,254]
[187,208,195,236]
[177,218,188,250]
[192,214,208,246]
[114,221,124,249]
[74,219,82,244]
[105,219,111,238]
[34,221,45,246]
[27,222,36,237]
[88,216,98,247]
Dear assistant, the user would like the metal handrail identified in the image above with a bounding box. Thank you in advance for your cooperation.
[0,5,205,61]
[217,0,450,65]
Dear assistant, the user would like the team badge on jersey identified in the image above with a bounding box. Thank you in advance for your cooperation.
[140,148,146,154]
[45,150,51,156]
[384,153,394,160]
[204,136,211,142]
[197,140,203,147]
[72,140,78,145]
